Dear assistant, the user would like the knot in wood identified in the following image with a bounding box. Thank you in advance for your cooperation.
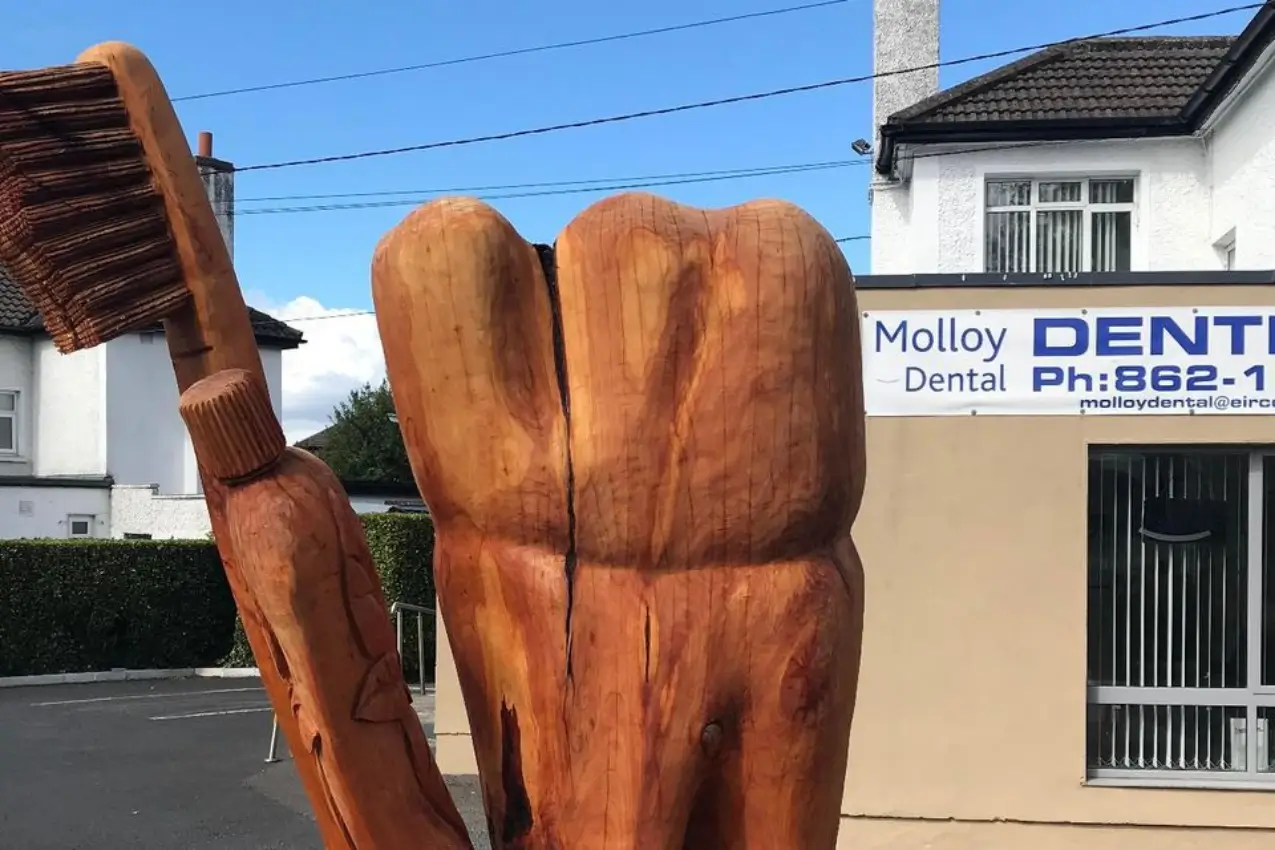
[179,368,285,482]
[700,721,724,756]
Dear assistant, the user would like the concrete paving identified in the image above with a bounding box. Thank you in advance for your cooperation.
[0,677,489,849]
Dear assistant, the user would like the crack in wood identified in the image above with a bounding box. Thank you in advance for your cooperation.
[537,242,578,684]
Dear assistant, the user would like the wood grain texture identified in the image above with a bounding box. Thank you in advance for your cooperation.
[69,43,392,849]
[74,43,262,389]
[180,369,473,850]
[372,191,866,849]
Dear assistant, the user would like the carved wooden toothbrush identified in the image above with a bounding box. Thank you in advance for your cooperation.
[180,368,470,848]
[0,43,471,849]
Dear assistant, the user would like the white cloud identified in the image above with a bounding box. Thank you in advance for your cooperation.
[245,291,385,444]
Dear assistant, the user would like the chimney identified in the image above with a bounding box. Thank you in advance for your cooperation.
[873,0,939,166]
[194,131,235,259]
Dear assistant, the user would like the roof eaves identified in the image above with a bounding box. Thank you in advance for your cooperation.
[872,32,1250,176]
[874,43,1078,175]
[245,307,306,350]
[1181,1,1275,126]
[294,424,335,450]
[0,265,305,349]
[875,115,1191,176]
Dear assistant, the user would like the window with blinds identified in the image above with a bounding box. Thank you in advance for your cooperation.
[1086,448,1275,787]
[984,177,1135,274]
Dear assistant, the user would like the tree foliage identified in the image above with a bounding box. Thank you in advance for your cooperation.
[320,379,414,484]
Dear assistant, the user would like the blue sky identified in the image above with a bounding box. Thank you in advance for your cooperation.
[1,0,1258,437]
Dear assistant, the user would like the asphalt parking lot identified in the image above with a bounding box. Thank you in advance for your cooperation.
[0,678,489,849]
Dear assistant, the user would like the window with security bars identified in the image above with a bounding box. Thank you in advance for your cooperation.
[985,177,1134,274]
[1086,448,1275,787]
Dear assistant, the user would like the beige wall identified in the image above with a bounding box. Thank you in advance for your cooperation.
[835,818,1275,849]
[434,608,479,774]
[435,283,1275,844]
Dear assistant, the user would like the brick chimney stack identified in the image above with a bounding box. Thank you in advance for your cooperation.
[194,131,235,259]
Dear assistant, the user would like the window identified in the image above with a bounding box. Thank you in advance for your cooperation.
[0,390,16,454]
[984,177,1134,274]
[1226,243,1237,270]
[67,514,95,539]
[1086,448,1275,787]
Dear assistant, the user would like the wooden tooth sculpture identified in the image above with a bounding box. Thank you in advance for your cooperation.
[371,191,867,849]
[0,36,866,848]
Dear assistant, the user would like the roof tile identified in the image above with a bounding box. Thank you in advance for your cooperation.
[890,36,1235,126]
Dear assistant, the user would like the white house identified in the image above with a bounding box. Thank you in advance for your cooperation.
[0,133,306,540]
[869,0,1275,277]
[0,273,301,540]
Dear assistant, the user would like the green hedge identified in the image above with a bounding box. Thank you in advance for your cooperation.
[0,513,438,682]
[0,540,235,676]
[361,512,438,685]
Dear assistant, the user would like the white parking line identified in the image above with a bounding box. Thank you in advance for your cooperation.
[31,687,263,707]
[149,706,273,721]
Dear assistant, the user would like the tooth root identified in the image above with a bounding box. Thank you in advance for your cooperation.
[370,197,569,547]
[554,191,864,567]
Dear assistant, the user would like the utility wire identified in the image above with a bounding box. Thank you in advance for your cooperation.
[233,134,1169,321]
[235,3,1263,173]
[173,0,852,102]
[271,230,871,323]
[230,138,1131,213]
[236,158,861,203]
[238,160,859,214]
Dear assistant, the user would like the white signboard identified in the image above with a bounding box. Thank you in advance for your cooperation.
[862,307,1275,416]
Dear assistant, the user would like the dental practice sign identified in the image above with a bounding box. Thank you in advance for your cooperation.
[862,307,1275,416]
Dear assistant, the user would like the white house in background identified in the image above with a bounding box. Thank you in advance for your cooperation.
[0,267,302,539]
[869,0,1275,276]
[0,132,307,540]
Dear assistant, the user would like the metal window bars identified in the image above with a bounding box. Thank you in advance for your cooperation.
[1086,448,1275,787]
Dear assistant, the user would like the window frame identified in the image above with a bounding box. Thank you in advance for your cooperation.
[0,389,17,455]
[66,514,95,539]
[982,175,1138,274]
[1086,447,1275,790]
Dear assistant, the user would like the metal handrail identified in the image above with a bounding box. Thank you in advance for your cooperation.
[390,601,434,613]
[390,601,436,694]
[263,599,437,764]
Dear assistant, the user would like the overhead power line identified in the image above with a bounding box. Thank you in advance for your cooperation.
[235,3,1263,173]
[173,0,852,102]
[230,138,1147,214]
[236,158,862,204]
[238,160,861,214]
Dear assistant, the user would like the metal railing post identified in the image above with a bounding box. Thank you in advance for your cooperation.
[389,600,436,693]
[265,715,281,763]
[416,613,426,692]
